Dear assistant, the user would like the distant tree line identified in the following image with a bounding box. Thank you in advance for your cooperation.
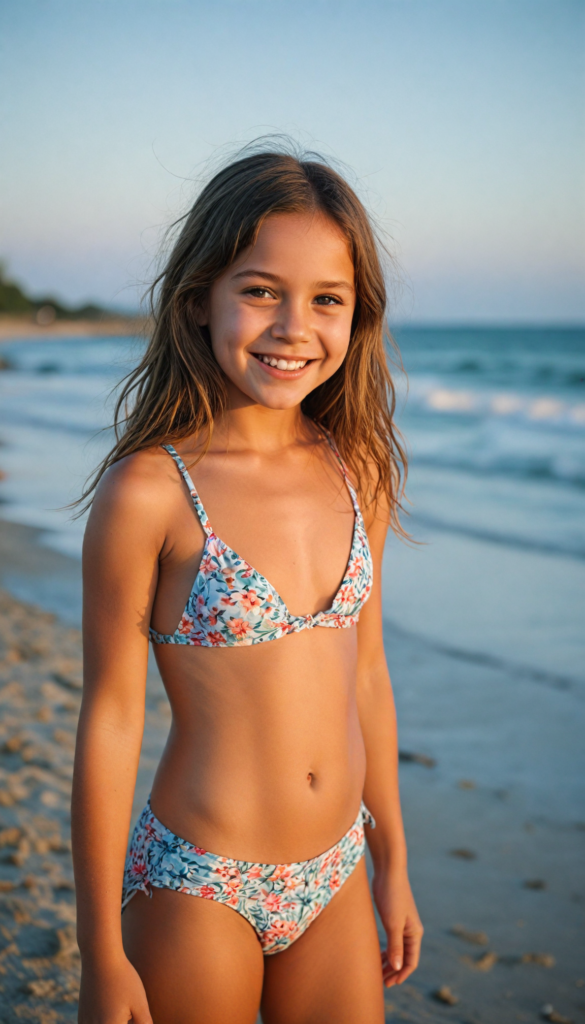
[0,262,106,321]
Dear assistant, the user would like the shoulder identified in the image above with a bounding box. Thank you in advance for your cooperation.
[89,446,181,530]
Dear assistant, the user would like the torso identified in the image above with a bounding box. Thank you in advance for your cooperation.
[148,429,369,862]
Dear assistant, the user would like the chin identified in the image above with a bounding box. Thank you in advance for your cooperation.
[241,376,313,410]
[256,392,307,411]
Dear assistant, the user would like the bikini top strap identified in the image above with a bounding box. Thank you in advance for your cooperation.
[321,428,360,513]
[162,444,213,537]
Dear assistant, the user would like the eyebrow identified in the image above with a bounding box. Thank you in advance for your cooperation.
[231,269,354,291]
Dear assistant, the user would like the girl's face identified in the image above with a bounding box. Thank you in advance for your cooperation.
[200,211,356,410]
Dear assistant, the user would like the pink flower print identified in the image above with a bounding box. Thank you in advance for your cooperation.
[269,622,291,635]
[131,859,148,878]
[216,865,236,882]
[270,864,293,881]
[246,864,263,880]
[283,874,302,892]
[263,920,298,946]
[347,555,363,579]
[263,891,282,913]
[226,872,242,894]
[338,583,356,605]
[199,552,215,574]
[193,846,207,856]
[318,853,338,880]
[207,537,225,559]
[198,884,217,899]
[237,589,261,612]
[220,595,236,607]
[329,870,341,892]
[178,613,195,635]
[227,618,252,639]
[327,614,352,628]
[206,631,224,646]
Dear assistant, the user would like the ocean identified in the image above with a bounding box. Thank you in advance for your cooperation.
[0,326,584,689]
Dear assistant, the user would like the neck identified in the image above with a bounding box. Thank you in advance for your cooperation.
[209,383,315,455]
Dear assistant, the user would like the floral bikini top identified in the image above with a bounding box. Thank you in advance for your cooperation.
[149,433,373,648]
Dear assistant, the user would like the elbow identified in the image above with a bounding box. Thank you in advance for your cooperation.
[357,658,392,699]
[75,690,145,751]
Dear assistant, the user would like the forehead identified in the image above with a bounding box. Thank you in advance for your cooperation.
[232,211,354,280]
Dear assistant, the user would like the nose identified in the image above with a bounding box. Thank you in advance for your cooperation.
[270,297,311,346]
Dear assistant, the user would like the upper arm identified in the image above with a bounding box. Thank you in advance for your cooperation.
[356,484,391,679]
[81,451,169,712]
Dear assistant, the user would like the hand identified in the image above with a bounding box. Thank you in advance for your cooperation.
[372,866,424,987]
[78,954,153,1024]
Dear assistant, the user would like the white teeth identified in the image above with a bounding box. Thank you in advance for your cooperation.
[258,355,307,371]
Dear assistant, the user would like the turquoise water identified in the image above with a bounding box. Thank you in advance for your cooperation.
[385,326,585,685]
[0,327,584,684]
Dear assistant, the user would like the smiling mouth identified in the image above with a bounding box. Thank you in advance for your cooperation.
[252,353,310,371]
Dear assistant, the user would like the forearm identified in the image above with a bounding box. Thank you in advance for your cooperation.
[357,663,407,872]
[71,698,144,960]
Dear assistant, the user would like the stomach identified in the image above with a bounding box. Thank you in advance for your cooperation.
[148,625,366,863]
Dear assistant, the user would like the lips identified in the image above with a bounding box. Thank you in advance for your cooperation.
[252,353,310,372]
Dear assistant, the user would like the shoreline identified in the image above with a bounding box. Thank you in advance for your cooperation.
[0,518,583,1022]
[0,316,149,340]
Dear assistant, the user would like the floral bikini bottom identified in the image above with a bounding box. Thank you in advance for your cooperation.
[122,799,375,955]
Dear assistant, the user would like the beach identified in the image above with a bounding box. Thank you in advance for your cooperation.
[0,525,171,1023]
[0,328,584,1022]
[0,520,583,1024]
[0,316,148,341]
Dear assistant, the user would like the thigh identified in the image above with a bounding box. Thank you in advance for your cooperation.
[261,857,384,1024]
[122,887,264,1024]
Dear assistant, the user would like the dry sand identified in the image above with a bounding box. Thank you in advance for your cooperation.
[0,585,170,1022]
[0,588,81,1020]
[0,316,148,341]
[0,518,583,1023]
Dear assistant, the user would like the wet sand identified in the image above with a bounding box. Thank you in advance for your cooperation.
[0,519,583,1023]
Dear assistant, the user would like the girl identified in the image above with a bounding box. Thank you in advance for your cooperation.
[72,148,423,1024]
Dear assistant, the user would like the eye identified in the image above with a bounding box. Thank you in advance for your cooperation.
[243,287,274,299]
[314,294,342,306]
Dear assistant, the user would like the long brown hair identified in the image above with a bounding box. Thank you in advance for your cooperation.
[78,146,408,533]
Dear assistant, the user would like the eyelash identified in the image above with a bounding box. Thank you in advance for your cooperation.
[244,288,342,305]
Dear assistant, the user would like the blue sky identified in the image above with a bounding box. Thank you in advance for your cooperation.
[1,0,583,321]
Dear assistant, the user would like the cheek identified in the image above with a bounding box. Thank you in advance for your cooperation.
[323,315,353,364]
[209,304,253,365]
